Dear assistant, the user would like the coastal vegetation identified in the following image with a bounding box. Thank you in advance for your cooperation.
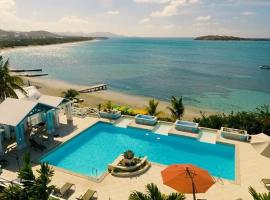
[0,37,105,49]
[0,153,56,200]
[194,104,270,135]
[0,56,25,102]
[145,99,162,116]
[249,186,270,200]
[129,183,185,200]
[62,89,79,100]
[167,96,184,120]
[195,35,270,41]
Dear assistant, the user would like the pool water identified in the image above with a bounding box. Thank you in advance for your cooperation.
[41,122,235,180]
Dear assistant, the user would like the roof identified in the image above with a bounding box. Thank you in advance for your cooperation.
[38,95,64,107]
[15,86,41,100]
[0,98,38,127]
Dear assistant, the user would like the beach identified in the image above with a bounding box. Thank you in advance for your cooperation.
[25,77,215,120]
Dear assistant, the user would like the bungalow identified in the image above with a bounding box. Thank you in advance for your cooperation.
[0,90,73,154]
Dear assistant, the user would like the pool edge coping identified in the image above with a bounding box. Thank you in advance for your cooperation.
[38,120,239,184]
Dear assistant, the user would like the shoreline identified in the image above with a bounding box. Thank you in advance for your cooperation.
[0,39,100,54]
[25,77,216,120]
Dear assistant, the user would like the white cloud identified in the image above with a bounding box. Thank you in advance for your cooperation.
[151,0,199,17]
[0,0,16,14]
[133,0,170,3]
[195,15,212,21]
[0,0,92,32]
[139,18,150,24]
[241,11,255,16]
[163,24,175,29]
[106,10,120,15]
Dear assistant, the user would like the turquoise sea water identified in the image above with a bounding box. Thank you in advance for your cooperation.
[41,122,235,180]
[3,38,270,112]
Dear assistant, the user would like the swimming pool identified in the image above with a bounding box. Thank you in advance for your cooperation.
[41,122,235,180]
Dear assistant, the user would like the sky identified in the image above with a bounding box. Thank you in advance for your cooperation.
[0,0,269,37]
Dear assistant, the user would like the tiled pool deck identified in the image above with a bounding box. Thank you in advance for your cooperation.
[1,115,270,200]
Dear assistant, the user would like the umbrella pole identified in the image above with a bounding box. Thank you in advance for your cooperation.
[186,168,197,200]
[191,180,196,200]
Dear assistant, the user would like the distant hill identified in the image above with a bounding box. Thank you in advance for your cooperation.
[0,29,62,40]
[0,29,108,49]
[58,31,123,38]
[195,35,270,41]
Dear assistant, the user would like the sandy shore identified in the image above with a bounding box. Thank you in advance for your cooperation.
[24,77,216,120]
[0,39,100,54]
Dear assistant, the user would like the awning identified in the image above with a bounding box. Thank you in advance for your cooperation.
[0,98,38,127]
[38,95,65,107]
[0,98,57,127]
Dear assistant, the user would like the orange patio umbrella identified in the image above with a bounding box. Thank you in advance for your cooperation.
[161,164,215,200]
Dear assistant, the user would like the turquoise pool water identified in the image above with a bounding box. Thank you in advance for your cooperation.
[41,122,235,180]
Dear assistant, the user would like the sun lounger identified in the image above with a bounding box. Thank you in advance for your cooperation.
[262,179,270,190]
[54,182,75,197]
[77,189,97,200]
[29,138,46,151]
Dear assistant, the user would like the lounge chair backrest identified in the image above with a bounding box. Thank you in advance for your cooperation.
[82,189,96,200]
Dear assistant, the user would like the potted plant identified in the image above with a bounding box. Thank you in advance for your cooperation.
[99,101,121,119]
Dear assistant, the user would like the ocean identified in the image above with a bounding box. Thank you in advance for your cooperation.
[3,37,270,112]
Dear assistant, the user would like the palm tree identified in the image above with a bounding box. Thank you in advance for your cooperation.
[167,96,184,120]
[0,56,25,102]
[62,88,79,100]
[18,152,35,197]
[146,99,161,116]
[129,183,185,200]
[249,186,270,200]
[0,184,24,200]
[32,162,55,200]
[0,153,55,200]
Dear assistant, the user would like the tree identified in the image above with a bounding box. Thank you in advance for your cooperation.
[146,99,161,116]
[62,89,79,100]
[167,96,184,120]
[0,184,24,200]
[0,153,55,200]
[249,186,270,200]
[18,152,35,198]
[0,56,25,102]
[129,183,185,200]
[32,162,55,200]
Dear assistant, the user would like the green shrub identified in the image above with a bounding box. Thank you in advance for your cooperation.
[194,104,270,135]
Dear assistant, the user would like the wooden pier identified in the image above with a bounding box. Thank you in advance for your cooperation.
[79,84,107,93]
[18,73,48,77]
[10,69,42,73]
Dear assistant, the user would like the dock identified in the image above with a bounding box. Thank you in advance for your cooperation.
[10,69,42,72]
[18,73,48,77]
[79,84,107,93]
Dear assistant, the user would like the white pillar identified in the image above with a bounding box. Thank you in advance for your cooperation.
[65,103,73,122]
[55,109,60,128]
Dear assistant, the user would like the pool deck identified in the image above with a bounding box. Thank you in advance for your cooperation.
[1,115,270,200]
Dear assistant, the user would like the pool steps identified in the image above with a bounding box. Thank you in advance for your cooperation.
[198,128,218,144]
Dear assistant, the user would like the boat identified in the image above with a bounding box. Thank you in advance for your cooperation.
[260,65,270,69]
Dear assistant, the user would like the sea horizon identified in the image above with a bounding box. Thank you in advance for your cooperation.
[3,37,270,113]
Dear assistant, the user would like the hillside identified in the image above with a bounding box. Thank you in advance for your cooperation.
[195,35,270,41]
[0,29,107,49]
[58,31,123,38]
[0,29,61,40]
